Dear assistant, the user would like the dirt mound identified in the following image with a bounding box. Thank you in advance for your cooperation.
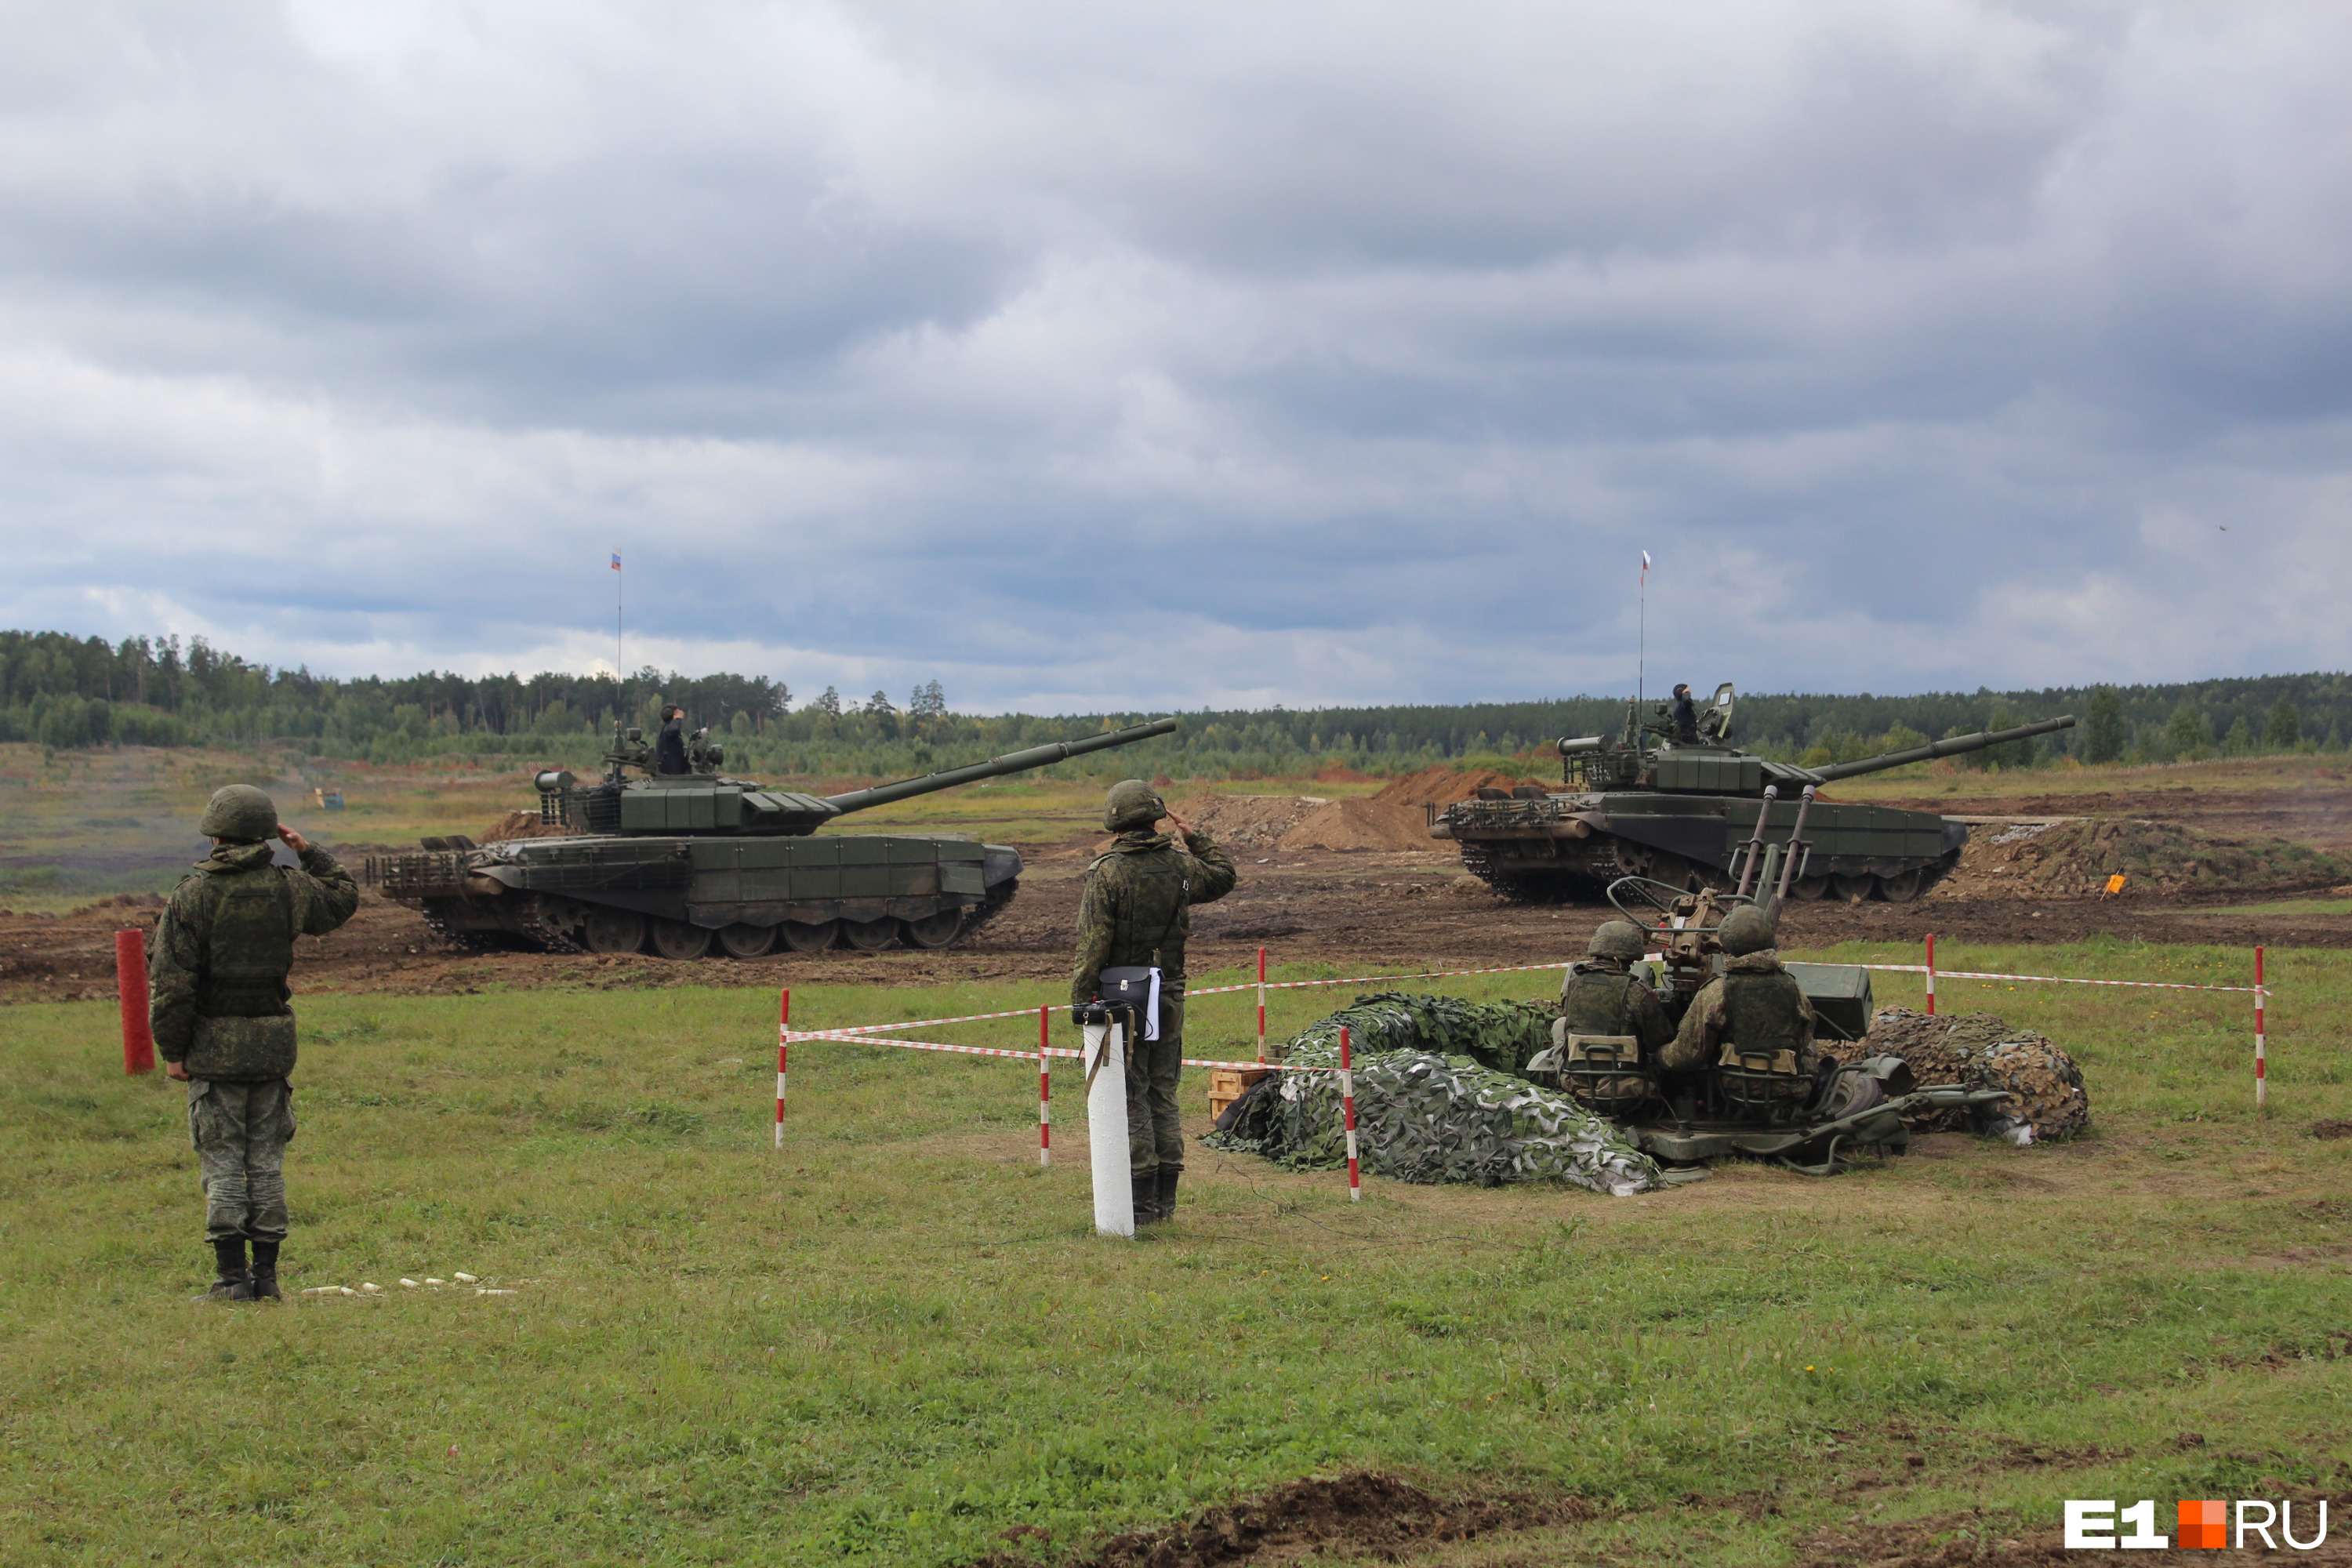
[1370,766,1523,810]
[1938,818,2347,900]
[982,1471,1592,1568]
[1167,793,1325,848]
[1276,797,1435,854]
[478,811,580,844]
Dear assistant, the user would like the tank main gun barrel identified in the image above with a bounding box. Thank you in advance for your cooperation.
[821,717,1181,814]
[1808,715,2077,782]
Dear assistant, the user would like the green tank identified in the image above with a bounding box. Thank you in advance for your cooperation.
[1431,684,2076,903]
[365,717,1178,958]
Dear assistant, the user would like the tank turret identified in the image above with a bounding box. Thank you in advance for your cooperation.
[1435,684,2076,905]
[535,718,1180,837]
[368,717,1181,958]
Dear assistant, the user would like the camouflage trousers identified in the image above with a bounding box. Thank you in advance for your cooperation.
[1125,993,1184,1180]
[187,1077,296,1243]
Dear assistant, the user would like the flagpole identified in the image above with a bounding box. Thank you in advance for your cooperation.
[1638,554,1646,710]
[614,548,624,722]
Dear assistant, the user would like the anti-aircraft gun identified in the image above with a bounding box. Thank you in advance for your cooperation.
[366,717,1179,958]
[1432,683,2076,902]
[1528,876,2010,1173]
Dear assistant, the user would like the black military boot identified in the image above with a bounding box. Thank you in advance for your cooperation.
[198,1238,251,1302]
[1154,1168,1181,1221]
[1131,1174,1163,1225]
[249,1240,282,1301]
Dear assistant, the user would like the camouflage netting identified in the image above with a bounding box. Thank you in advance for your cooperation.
[1201,993,1664,1196]
[1824,1007,2089,1144]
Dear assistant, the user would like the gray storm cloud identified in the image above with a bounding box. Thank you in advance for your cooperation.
[1,0,2347,708]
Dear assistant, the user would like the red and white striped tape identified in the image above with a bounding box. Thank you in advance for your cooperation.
[1860,962,2260,994]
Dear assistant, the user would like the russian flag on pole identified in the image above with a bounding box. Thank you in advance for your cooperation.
[611,550,621,570]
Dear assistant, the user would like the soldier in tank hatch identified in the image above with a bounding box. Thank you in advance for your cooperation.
[1669,683,1699,742]
[1657,903,1819,1086]
[655,703,690,774]
[1071,779,1237,1225]
[151,786,358,1301]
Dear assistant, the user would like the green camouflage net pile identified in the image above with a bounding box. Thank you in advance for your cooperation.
[1825,1007,2089,1144]
[1202,993,1663,1196]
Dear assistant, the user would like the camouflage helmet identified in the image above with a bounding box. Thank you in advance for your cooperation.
[1102,779,1166,833]
[1587,920,1646,962]
[1717,903,1777,956]
[199,785,278,842]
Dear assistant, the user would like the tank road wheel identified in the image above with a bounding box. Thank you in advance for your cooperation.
[650,919,713,960]
[900,910,964,949]
[842,917,898,952]
[1831,873,1877,903]
[717,922,778,959]
[583,907,648,954]
[1791,875,1831,902]
[779,920,839,953]
[1878,868,1927,904]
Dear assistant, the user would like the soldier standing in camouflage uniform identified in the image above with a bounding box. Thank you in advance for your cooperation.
[1658,905,1817,1079]
[153,786,358,1301]
[1070,779,1237,1225]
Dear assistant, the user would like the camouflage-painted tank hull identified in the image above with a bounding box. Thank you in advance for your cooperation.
[1434,791,1965,905]
[366,833,1022,958]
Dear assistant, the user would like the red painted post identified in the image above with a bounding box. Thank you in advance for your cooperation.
[1256,946,1268,1064]
[1925,932,1936,1017]
[1038,1004,1052,1167]
[774,987,790,1147]
[116,929,154,1075]
[1340,1025,1360,1203]
[2254,946,2267,1115]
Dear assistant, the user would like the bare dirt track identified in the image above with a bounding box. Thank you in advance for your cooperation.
[4,837,2346,1007]
[5,763,2347,1003]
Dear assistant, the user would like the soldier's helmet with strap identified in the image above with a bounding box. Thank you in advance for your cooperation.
[1102,779,1166,833]
[1586,920,1646,962]
[199,785,278,842]
[1718,903,1777,956]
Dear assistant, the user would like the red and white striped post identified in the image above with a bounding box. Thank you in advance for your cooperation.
[1340,1025,1360,1203]
[115,928,154,1075]
[1038,1004,1052,1167]
[1925,932,1936,1016]
[1256,946,1269,1064]
[774,988,790,1147]
[2254,946,2267,1115]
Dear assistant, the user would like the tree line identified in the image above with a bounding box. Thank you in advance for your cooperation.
[2,627,2347,779]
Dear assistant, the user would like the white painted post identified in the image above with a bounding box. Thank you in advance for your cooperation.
[1083,1018,1135,1237]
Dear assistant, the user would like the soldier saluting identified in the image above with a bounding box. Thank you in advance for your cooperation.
[1070,780,1237,1225]
[153,786,358,1301]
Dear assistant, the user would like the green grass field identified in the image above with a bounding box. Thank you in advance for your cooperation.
[2,946,2348,1565]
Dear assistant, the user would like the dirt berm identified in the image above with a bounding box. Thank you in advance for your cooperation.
[1170,767,1517,855]
[1934,816,2347,900]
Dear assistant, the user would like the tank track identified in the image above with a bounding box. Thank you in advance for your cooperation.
[1457,844,1575,905]
[419,902,499,951]
[953,879,1020,948]
[513,896,586,955]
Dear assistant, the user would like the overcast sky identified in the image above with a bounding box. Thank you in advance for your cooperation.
[2,2,2348,712]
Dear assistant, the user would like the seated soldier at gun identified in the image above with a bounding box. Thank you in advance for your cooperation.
[1656,904,1821,1111]
[1548,921,1675,1112]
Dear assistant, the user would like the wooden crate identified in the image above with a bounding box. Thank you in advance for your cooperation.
[1206,1065,1272,1123]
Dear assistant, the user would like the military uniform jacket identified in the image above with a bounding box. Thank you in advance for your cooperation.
[1069,829,1239,1005]
[1657,950,1817,1073]
[150,840,359,1080]
[1558,960,1675,1053]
